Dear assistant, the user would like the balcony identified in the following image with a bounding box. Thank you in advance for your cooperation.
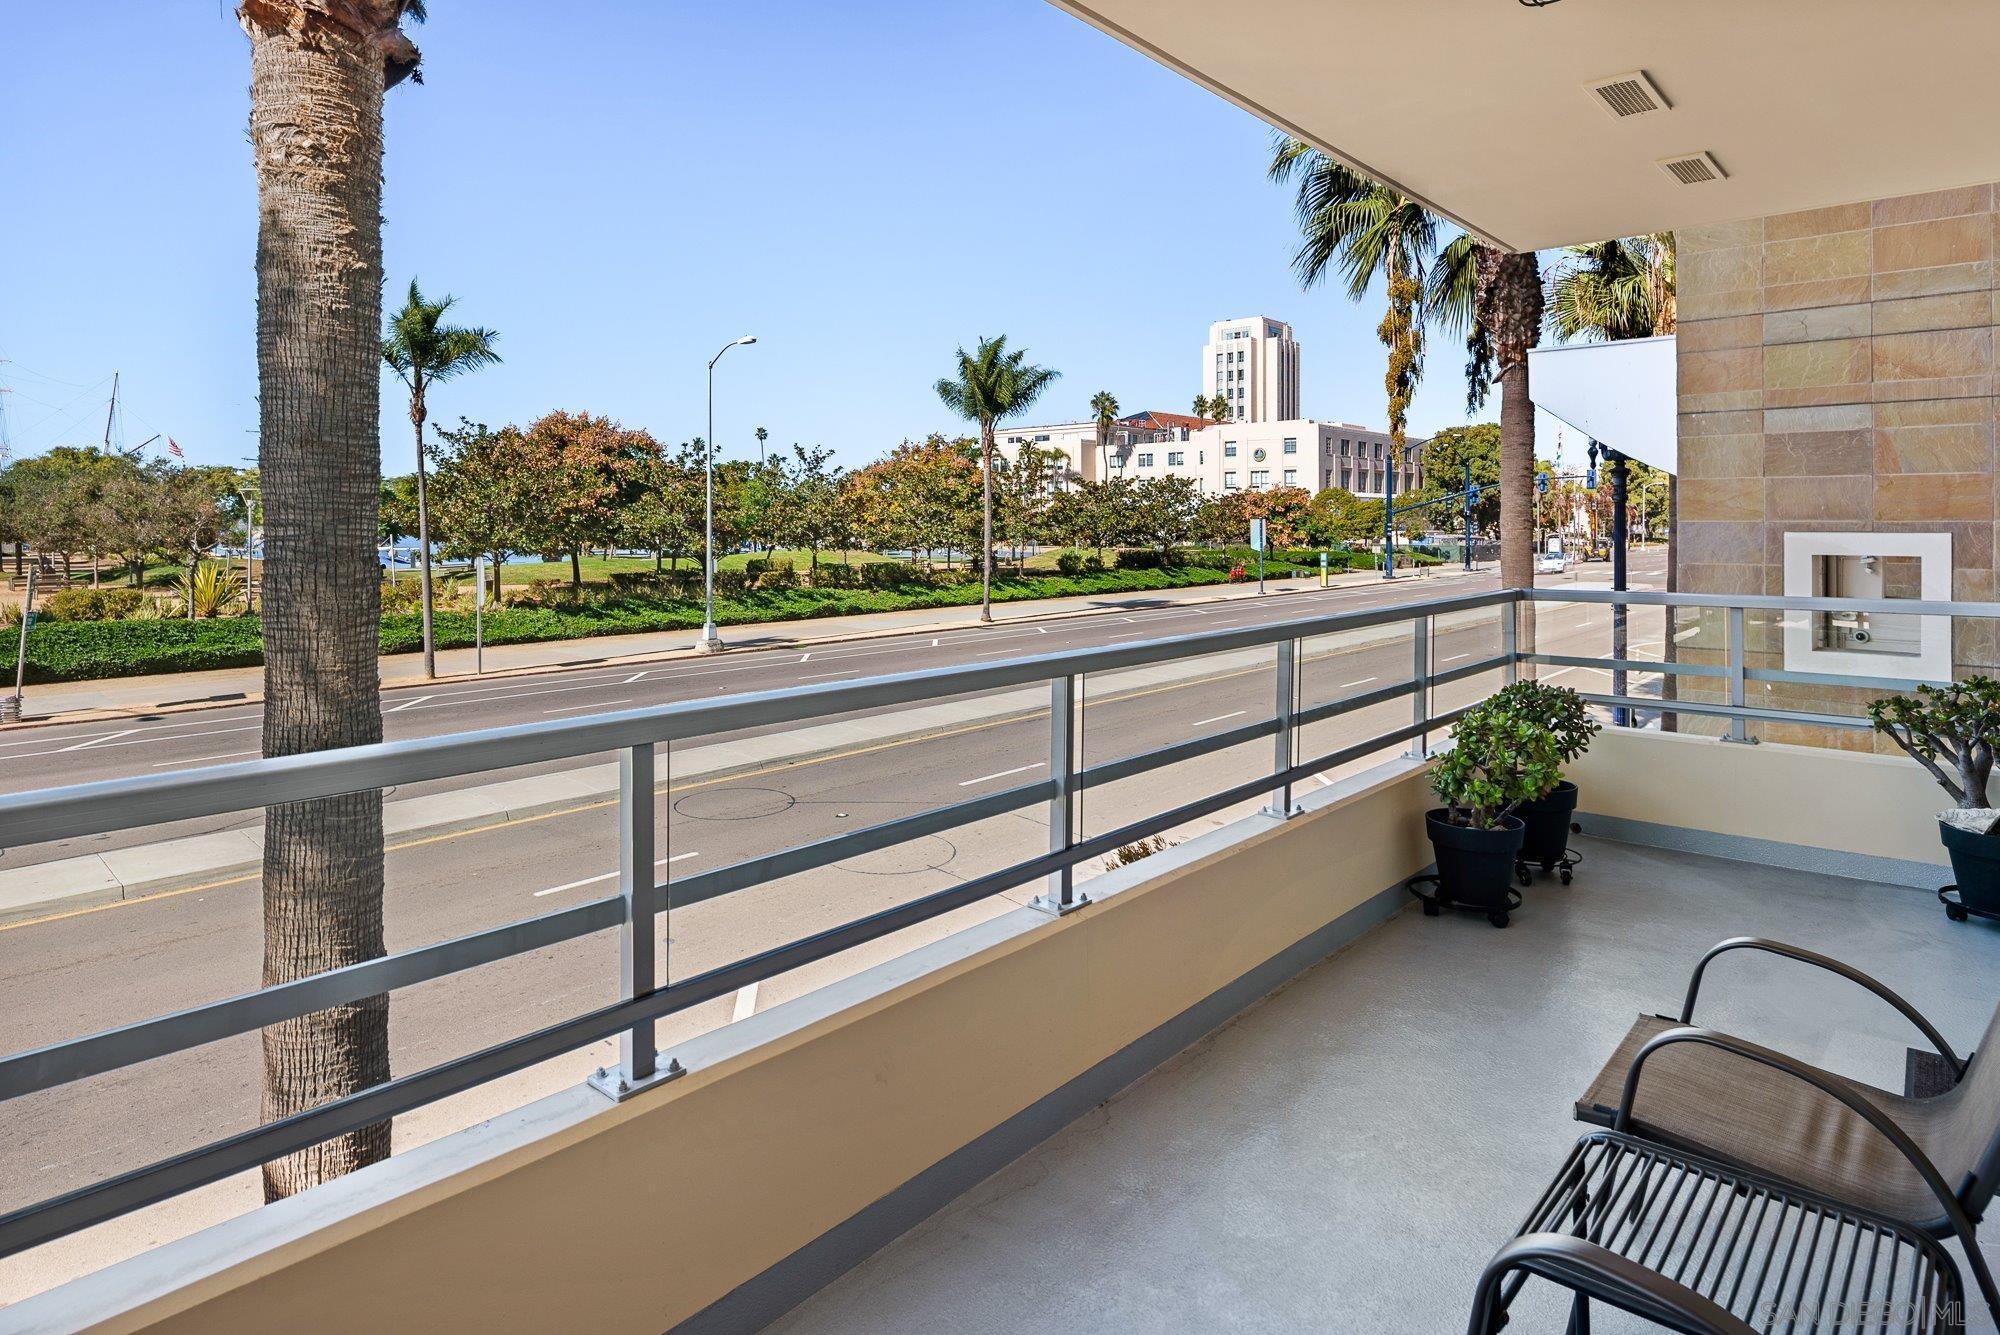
[1,587,1994,1332]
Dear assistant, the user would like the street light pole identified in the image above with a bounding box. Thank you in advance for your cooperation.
[697,335,758,654]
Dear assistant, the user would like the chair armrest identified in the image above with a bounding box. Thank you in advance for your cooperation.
[1467,1232,1755,1335]
[1615,1026,1975,1235]
[1679,937,1965,1080]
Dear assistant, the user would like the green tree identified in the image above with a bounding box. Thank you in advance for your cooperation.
[850,436,980,565]
[1546,234,1676,344]
[514,411,658,589]
[934,336,1059,620]
[1126,475,1202,556]
[0,446,133,583]
[1306,486,1382,547]
[772,443,849,572]
[242,0,426,1206]
[382,277,501,678]
[1407,423,1502,534]
[619,442,704,576]
[428,420,529,601]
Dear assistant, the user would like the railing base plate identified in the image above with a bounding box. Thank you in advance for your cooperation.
[1028,892,1091,918]
[587,1056,686,1102]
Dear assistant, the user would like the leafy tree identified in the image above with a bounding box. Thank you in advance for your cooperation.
[618,442,705,576]
[772,443,849,572]
[382,277,501,677]
[378,474,420,555]
[849,437,980,564]
[1405,423,1501,534]
[1306,487,1383,546]
[240,0,423,1198]
[514,411,658,589]
[934,336,1059,619]
[0,446,132,582]
[1125,476,1202,556]
[429,419,531,601]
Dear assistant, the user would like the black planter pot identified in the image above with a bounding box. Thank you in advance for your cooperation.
[1939,819,2000,919]
[1423,809,1526,926]
[1517,780,1580,876]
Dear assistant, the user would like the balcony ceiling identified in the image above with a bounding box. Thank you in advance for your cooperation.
[1046,0,2000,251]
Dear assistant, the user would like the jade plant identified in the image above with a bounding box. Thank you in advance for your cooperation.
[1869,678,2000,810]
[1430,693,1564,829]
[1492,679,1602,773]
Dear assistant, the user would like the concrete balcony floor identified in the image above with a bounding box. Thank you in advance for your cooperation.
[773,837,2000,1334]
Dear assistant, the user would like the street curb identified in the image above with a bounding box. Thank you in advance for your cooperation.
[3,565,1481,730]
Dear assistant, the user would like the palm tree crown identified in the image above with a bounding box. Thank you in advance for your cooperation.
[382,278,501,425]
[1545,234,1676,342]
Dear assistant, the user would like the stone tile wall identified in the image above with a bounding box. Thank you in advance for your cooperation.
[1674,185,2000,744]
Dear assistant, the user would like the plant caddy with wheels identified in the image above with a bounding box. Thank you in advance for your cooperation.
[1870,677,2000,923]
[1409,690,1562,928]
[1490,680,1599,886]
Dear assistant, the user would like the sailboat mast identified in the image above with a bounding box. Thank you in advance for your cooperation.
[102,370,119,450]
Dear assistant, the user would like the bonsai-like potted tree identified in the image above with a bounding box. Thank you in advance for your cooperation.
[1870,678,2000,920]
[1423,693,1564,926]
[1494,679,1601,884]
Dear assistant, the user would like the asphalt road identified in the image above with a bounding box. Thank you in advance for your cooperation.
[0,555,1667,1231]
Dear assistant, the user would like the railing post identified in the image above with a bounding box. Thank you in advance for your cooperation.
[1408,615,1431,759]
[1502,597,1519,685]
[1031,675,1087,916]
[1724,605,1756,745]
[589,741,684,1099]
[1263,638,1299,819]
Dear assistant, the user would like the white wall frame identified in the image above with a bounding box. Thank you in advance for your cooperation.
[1781,531,1953,683]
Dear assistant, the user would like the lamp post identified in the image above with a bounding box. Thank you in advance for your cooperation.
[1379,438,1424,580]
[697,335,758,654]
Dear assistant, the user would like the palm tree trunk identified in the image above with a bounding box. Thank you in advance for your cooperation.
[1498,361,1536,589]
[411,395,437,679]
[246,5,392,1201]
[979,424,995,622]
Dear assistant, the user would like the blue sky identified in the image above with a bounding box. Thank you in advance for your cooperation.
[0,1,1494,476]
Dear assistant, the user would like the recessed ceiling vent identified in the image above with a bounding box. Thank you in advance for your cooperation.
[1657,151,1727,185]
[1584,70,1669,118]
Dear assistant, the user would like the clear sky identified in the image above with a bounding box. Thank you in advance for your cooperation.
[0,1,1496,477]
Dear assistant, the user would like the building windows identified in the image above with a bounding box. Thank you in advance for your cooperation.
[1224,442,1237,458]
[1283,469,1297,487]
[1282,438,1297,454]
[1223,471,1238,490]
[1167,451,1184,466]
[1034,434,1050,443]
[1249,470,1270,489]
[1137,453,1153,467]
[1372,441,1383,460]
[1340,438,1351,456]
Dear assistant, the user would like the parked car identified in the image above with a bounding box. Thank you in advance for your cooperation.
[1535,551,1566,575]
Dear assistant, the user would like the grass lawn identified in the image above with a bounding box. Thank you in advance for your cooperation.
[424,549,899,589]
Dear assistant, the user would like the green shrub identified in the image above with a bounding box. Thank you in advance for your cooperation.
[1114,549,1165,570]
[1055,550,1084,576]
[1429,693,1563,829]
[42,587,148,622]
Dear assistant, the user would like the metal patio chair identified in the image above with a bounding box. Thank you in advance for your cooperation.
[1569,937,2000,1325]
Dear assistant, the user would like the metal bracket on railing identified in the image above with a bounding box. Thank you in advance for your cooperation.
[1030,675,1090,917]
[1407,616,1431,760]
[1721,606,1759,745]
[1262,640,1302,819]
[588,741,687,1100]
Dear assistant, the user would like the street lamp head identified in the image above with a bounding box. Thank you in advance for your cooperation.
[736,336,758,346]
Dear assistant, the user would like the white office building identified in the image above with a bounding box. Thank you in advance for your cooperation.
[999,413,1418,500]
[1203,317,1300,423]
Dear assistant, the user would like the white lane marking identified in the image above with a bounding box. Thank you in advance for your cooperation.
[400,680,640,712]
[1340,677,1378,688]
[958,762,1045,788]
[931,638,940,647]
[59,727,143,751]
[1191,710,1246,728]
[621,671,649,684]
[532,851,698,897]
[1443,653,1469,662]
[731,982,760,1022]
[384,695,434,713]
[152,749,260,768]
[1,723,259,759]
[544,699,632,714]
[799,652,811,663]
[798,669,860,681]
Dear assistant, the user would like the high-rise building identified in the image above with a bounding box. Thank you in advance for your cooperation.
[1201,317,1299,423]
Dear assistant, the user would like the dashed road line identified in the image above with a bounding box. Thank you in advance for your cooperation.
[957,762,1044,788]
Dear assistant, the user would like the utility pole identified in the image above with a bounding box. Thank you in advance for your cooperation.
[102,371,119,451]
[1462,462,1475,573]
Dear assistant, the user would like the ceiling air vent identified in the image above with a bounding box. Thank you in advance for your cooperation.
[1584,70,1669,118]
[1657,151,1727,185]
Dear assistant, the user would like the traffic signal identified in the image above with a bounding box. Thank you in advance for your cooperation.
[1536,472,1548,495]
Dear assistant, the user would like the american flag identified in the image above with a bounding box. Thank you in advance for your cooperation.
[166,438,183,458]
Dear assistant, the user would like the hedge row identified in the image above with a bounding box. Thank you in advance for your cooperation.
[5,567,1232,684]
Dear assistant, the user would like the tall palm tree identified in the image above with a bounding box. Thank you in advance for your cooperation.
[1461,246,1545,588]
[934,336,1059,622]
[240,0,422,1201]
[1089,390,1120,481]
[755,425,768,463]
[382,278,500,678]
[1268,136,1460,453]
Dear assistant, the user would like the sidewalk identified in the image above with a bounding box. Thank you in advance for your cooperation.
[12,564,1481,726]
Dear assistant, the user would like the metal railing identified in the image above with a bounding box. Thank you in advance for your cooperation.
[0,583,1993,1259]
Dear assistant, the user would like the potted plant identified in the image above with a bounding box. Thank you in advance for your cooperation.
[1420,693,1563,927]
[1869,679,2000,921]
[1494,679,1601,884]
